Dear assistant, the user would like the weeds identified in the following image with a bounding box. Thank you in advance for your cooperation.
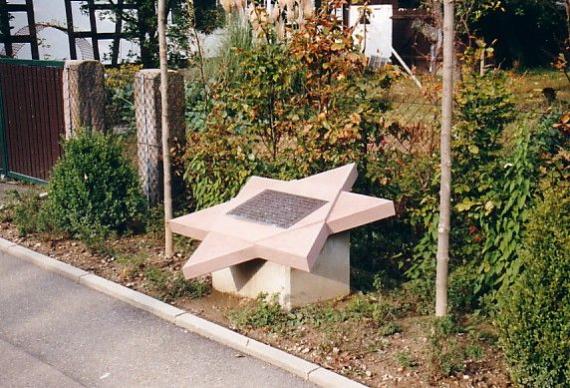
[169,274,210,299]
[345,293,397,325]
[465,343,484,360]
[4,189,49,236]
[228,293,287,330]
[144,265,209,302]
[395,351,418,368]
[379,322,402,336]
[287,304,344,328]
[426,316,486,378]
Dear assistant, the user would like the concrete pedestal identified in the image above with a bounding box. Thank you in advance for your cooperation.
[212,233,350,310]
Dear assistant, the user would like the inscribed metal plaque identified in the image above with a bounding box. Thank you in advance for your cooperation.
[227,189,327,229]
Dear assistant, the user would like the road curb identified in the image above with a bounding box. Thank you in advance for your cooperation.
[0,239,88,282]
[175,313,250,349]
[79,274,185,323]
[0,237,366,387]
[245,337,320,380]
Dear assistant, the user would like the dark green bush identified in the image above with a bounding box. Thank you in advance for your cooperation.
[46,130,146,243]
[497,179,570,387]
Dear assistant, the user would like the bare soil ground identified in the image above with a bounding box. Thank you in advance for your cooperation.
[0,219,511,387]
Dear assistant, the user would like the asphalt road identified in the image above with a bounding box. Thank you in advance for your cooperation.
[0,252,314,388]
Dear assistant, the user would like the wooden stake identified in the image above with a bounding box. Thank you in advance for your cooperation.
[435,0,454,317]
[158,0,174,258]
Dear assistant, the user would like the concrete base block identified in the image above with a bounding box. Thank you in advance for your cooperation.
[212,232,350,310]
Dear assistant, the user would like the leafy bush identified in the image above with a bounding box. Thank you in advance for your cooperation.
[408,70,515,279]
[184,3,397,209]
[404,74,568,309]
[45,131,146,244]
[497,179,570,387]
[475,111,568,295]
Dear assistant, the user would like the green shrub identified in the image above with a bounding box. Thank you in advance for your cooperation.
[497,180,570,387]
[408,71,516,280]
[184,3,396,210]
[45,130,146,243]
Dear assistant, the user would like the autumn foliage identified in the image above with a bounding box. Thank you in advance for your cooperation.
[184,3,399,209]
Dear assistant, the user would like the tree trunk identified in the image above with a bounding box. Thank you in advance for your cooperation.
[158,0,174,258]
[435,0,454,317]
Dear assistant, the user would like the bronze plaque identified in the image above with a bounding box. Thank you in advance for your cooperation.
[227,190,327,229]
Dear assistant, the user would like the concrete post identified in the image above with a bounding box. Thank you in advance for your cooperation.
[63,60,106,137]
[212,233,351,310]
[134,69,185,205]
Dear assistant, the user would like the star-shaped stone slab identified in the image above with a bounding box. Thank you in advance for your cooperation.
[170,163,395,279]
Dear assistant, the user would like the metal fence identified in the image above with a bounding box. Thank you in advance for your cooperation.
[0,58,66,183]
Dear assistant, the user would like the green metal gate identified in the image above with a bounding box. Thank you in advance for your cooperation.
[0,58,66,183]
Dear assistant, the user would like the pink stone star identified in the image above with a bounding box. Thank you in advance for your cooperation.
[170,163,395,279]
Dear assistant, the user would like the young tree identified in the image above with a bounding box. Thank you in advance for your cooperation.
[435,0,454,317]
[158,0,174,258]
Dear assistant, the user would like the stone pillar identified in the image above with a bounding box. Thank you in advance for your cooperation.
[212,233,351,310]
[63,60,106,137]
[134,69,185,205]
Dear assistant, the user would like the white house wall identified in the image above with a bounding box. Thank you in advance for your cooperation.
[349,4,393,61]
